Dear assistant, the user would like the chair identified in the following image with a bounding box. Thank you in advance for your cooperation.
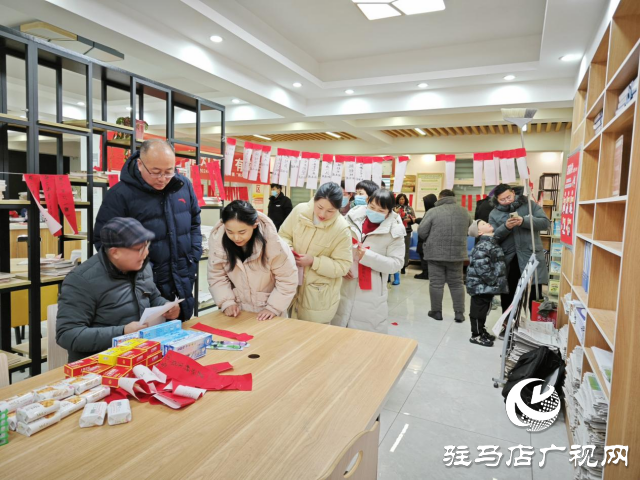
[319,421,379,480]
[47,304,67,370]
[0,353,9,388]
[408,231,421,262]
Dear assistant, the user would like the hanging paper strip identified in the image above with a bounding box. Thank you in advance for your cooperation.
[461,195,467,208]
[54,175,79,234]
[514,148,529,179]
[319,154,334,186]
[272,149,284,185]
[392,156,410,193]
[296,151,308,188]
[278,149,293,187]
[24,174,62,235]
[239,187,249,202]
[491,150,502,184]
[361,157,373,182]
[288,151,301,187]
[40,175,61,237]
[476,194,482,203]
[259,146,272,184]
[248,144,263,181]
[371,157,384,187]
[224,138,236,176]
[467,195,473,212]
[355,157,365,183]
[343,156,357,192]
[484,154,498,186]
[242,142,254,179]
[108,174,120,188]
[436,154,456,189]
[473,152,491,187]
[190,165,206,207]
[205,160,226,200]
[497,150,517,183]
[331,155,345,184]
[305,152,321,190]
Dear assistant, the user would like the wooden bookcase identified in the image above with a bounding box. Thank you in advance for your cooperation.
[562,1,640,478]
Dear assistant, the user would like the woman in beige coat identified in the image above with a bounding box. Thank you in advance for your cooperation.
[278,182,353,324]
[208,201,297,321]
[332,189,406,334]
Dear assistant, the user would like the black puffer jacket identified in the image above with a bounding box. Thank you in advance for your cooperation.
[94,152,202,319]
[466,235,509,296]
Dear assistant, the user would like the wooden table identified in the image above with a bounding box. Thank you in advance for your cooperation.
[0,311,416,479]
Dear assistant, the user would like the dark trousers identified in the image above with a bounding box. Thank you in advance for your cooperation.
[500,256,543,314]
[428,260,465,313]
[470,294,493,337]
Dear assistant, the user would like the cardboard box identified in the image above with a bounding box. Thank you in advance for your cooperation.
[132,340,161,360]
[81,364,113,377]
[101,366,133,388]
[98,346,136,366]
[163,331,213,359]
[111,332,143,348]
[145,351,163,367]
[116,349,147,369]
[139,320,182,340]
[64,357,98,378]
[118,338,146,349]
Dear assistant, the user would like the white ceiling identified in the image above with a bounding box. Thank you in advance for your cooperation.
[0,0,610,153]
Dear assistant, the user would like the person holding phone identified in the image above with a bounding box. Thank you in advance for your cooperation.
[208,201,297,321]
[278,182,353,324]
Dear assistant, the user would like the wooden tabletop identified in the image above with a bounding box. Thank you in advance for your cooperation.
[0,311,416,479]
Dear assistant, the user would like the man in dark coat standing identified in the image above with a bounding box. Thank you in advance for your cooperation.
[267,183,293,231]
[94,139,201,320]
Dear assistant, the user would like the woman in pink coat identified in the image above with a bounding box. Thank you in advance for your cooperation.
[207,201,298,321]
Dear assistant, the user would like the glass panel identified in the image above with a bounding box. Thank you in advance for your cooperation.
[92,77,102,121]
[4,129,27,201]
[200,105,222,156]
[173,104,196,144]
[37,64,56,122]
[106,85,131,125]
[5,55,27,118]
[62,68,87,124]
[138,85,167,141]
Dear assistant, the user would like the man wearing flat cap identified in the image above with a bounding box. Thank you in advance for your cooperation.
[56,217,180,362]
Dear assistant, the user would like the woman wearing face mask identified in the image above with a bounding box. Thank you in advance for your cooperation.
[332,189,405,334]
[352,180,380,207]
[208,201,297,321]
[278,182,353,324]
[393,193,416,275]
[340,180,354,216]
[267,183,293,231]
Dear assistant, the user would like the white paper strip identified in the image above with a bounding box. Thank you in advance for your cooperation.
[484,161,498,185]
[473,161,483,187]
[248,146,262,181]
[259,148,271,183]
[500,157,517,183]
[278,154,291,187]
[271,153,282,185]
[174,385,206,400]
[392,157,409,193]
[289,155,301,187]
[242,144,253,179]
[355,160,364,183]
[297,158,309,187]
[319,159,333,186]
[493,156,501,184]
[331,161,343,184]
[371,161,383,187]
[362,161,372,182]
[516,156,529,179]
[306,157,320,190]
[224,140,236,176]
[445,161,456,189]
[344,161,357,192]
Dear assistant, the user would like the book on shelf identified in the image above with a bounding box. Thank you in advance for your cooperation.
[551,242,562,257]
[553,218,561,237]
[548,279,560,296]
[592,347,613,392]
[616,77,638,114]
[582,242,593,293]
[550,260,561,275]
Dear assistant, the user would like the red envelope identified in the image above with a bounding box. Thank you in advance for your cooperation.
[206,362,233,373]
[191,323,254,342]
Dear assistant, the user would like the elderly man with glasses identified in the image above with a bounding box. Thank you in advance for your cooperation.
[57,217,180,362]
[94,139,202,320]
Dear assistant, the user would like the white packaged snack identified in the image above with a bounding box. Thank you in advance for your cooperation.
[59,395,87,419]
[107,399,132,426]
[16,400,61,423]
[67,374,102,395]
[79,385,110,403]
[34,383,75,402]
[16,412,61,437]
[7,411,17,431]
[1,392,35,413]
[79,402,107,428]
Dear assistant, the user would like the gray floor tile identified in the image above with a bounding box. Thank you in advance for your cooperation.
[425,343,502,387]
[379,409,399,445]
[384,368,423,412]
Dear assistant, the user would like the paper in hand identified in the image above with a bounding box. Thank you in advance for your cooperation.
[140,297,184,326]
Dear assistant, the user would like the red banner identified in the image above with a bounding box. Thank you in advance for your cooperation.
[205,160,226,200]
[561,152,580,245]
[40,175,61,236]
[54,175,78,234]
[108,174,120,188]
[467,195,473,212]
[190,164,206,207]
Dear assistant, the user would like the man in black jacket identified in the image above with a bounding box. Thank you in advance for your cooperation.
[268,184,293,231]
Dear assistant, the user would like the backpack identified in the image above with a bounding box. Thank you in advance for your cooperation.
[502,346,566,404]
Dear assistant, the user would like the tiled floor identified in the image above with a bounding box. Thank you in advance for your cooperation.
[378,265,575,480]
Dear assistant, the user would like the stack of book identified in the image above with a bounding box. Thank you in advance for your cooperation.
[200,225,214,255]
[616,77,638,115]
[593,109,604,135]
[592,346,613,392]
[40,257,78,277]
[0,272,16,284]
[569,301,587,345]
[505,320,568,372]
[563,346,583,438]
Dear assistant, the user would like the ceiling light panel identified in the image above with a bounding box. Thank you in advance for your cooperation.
[326,131,342,138]
[357,4,402,20]
[253,134,272,141]
[415,128,426,135]
[393,0,445,15]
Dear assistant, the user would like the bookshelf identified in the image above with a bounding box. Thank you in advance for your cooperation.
[0,25,225,377]
[562,1,640,478]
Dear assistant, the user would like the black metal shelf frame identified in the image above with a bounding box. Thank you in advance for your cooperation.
[0,25,225,378]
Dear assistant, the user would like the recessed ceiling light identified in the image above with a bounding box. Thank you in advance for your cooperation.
[415,128,426,135]
[393,0,445,15]
[418,83,428,88]
[125,106,132,111]
[326,131,342,138]
[357,3,401,20]
[209,35,223,43]
[232,99,241,104]
[503,75,516,81]
[560,54,581,62]
[293,82,302,88]
[77,101,85,106]
[253,134,272,141]
[345,89,354,95]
